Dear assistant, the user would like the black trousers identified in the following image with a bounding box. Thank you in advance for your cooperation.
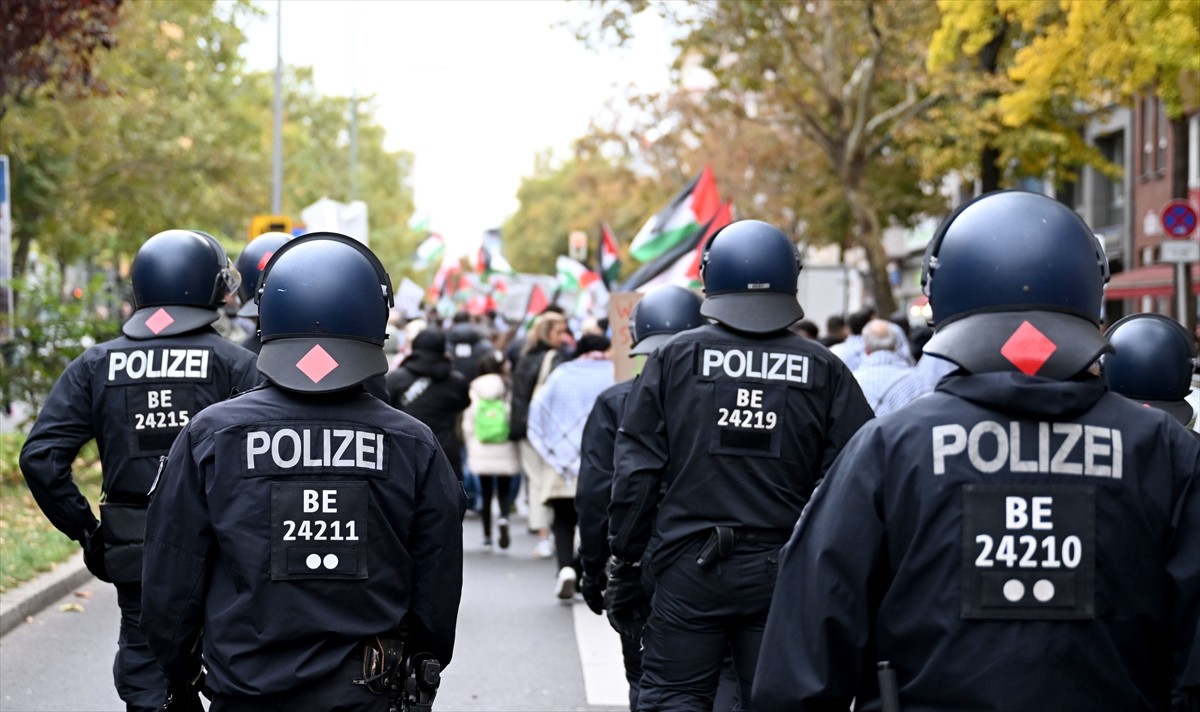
[210,652,391,711]
[115,582,168,712]
[636,540,781,711]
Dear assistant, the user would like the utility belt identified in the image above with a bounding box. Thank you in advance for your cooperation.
[354,636,442,712]
[695,526,791,569]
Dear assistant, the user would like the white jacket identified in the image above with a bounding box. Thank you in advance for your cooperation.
[463,373,520,476]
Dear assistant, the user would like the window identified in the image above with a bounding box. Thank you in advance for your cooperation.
[1141,95,1156,177]
[1156,98,1168,174]
[1095,131,1125,229]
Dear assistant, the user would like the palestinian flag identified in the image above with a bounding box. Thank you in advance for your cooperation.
[623,201,734,293]
[556,255,600,292]
[685,201,734,288]
[597,223,620,289]
[414,234,445,269]
[629,165,720,262]
[521,283,551,329]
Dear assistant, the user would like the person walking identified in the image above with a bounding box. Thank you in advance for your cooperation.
[141,232,464,711]
[606,220,874,709]
[385,328,471,483]
[462,350,520,550]
[752,191,1199,711]
[576,285,705,710]
[852,318,913,412]
[528,333,614,600]
[509,311,568,558]
[19,229,260,711]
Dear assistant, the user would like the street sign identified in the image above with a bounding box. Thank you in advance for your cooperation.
[1160,239,1199,263]
[1160,199,1198,239]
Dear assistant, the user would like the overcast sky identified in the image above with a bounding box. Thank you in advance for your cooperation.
[238,0,676,256]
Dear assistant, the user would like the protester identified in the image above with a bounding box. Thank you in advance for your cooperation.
[463,350,521,550]
[528,333,614,600]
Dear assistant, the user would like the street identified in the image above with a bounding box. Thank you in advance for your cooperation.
[0,514,629,712]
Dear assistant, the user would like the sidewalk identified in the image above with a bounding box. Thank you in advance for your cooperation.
[0,551,94,637]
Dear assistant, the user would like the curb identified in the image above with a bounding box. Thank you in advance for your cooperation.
[0,551,95,637]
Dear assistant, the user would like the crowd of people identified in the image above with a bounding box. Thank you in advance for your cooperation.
[14,189,1200,712]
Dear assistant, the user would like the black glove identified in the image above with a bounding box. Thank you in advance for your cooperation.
[604,557,650,640]
[162,668,206,712]
[579,569,607,615]
[161,683,204,712]
[82,523,111,583]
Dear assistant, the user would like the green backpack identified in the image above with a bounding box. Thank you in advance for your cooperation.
[475,397,510,444]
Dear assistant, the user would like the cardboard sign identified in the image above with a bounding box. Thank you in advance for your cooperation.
[608,292,643,383]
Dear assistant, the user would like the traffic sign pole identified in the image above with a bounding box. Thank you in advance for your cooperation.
[1161,199,1200,328]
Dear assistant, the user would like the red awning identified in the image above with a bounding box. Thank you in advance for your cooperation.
[1105,264,1200,299]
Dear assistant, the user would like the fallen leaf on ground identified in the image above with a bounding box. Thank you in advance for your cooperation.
[59,603,85,613]
[74,590,93,599]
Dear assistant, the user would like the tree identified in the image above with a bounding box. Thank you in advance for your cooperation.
[930,0,1200,198]
[3,0,266,278]
[0,0,123,122]
[578,0,944,315]
[503,150,661,276]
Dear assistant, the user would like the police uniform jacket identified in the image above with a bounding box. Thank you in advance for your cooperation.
[141,383,465,696]
[753,372,1200,711]
[19,327,259,542]
[575,378,635,579]
[608,323,874,571]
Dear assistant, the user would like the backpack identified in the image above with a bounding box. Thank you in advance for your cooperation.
[475,397,510,444]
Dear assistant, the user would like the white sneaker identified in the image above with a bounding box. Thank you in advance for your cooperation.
[533,538,554,559]
[555,566,577,600]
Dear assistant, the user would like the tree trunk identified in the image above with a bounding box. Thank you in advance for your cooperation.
[977,21,1009,194]
[845,183,897,317]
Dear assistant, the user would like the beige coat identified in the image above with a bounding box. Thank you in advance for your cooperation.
[463,373,520,476]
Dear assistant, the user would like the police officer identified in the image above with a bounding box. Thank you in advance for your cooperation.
[19,229,260,712]
[752,191,1200,711]
[1101,312,1196,427]
[232,230,292,354]
[576,285,705,711]
[607,220,874,710]
[141,232,464,711]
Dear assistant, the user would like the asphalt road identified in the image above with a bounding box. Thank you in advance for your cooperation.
[0,513,630,712]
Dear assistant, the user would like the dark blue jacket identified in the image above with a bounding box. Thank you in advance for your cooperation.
[141,383,465,695]
[754,372,1200,711]
[609,323,874,572]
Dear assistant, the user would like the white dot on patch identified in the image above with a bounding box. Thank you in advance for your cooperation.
[1003,579,1025,602]
[323,553,339,569]
[1033,579,1055,602]
[305,554,321,570]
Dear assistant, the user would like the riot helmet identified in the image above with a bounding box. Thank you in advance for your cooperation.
[1101,313,1195,424]
[629,285,705,356]
[921,190,1112,378]
[123,229,241,339]
[699,219,804,334]
[235,231,292,318]
[256,232,394,393]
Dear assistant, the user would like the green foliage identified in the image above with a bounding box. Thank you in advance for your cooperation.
[0,273,120,425]
[1,0,419,293]
[503,151,662,277]
[0,433,103,592]
[926,0,1199,189]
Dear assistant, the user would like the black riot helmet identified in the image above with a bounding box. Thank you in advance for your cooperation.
[235,231,292,318]
[123,229,241,339]
[629,285,705,356]
[255,232,394,393]
[699,219,804,334]
[921,190,1112,379]
[1101,313,1195,424]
